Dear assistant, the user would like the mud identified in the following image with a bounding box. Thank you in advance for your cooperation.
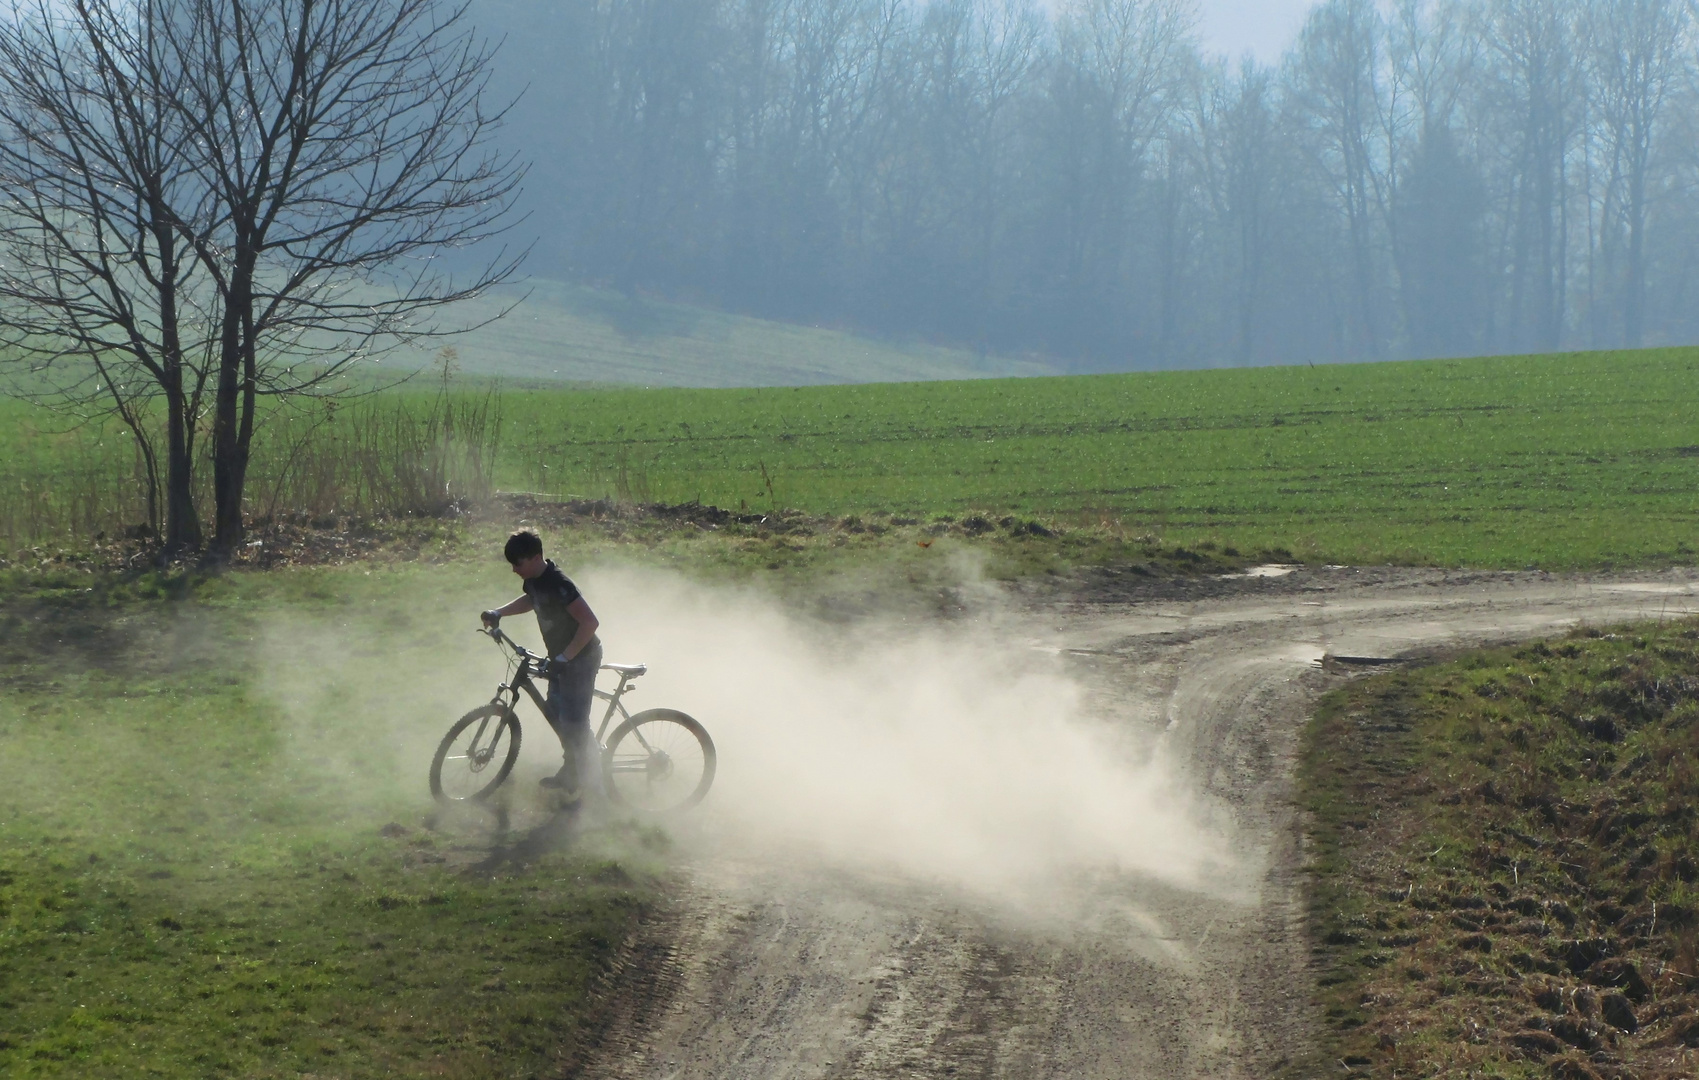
[581,566,1699,1079]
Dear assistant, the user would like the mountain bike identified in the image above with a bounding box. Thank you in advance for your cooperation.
[429,626,716,814]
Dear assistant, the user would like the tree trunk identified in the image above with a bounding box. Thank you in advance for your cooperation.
[162,364,202,555]
[155,228,202,556]
[211,270,252,559]
[1624,151,1647,348]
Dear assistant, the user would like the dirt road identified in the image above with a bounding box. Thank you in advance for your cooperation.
[582,568,1699,1080]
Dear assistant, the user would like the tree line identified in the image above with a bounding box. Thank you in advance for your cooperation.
[483,0,1699,368]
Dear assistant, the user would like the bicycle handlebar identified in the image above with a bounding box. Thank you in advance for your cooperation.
[479,625,641,682]
[480,625,548,673]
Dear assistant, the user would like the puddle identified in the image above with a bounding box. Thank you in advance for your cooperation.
[1228,564,1299,579]
[1283,643,1329,666]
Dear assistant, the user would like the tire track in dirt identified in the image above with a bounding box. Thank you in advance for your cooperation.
[583,568,1699,1080]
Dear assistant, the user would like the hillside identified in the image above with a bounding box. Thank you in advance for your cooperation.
[401,278,1059,387]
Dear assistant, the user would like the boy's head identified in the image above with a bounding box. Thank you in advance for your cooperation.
[504,530,545,578]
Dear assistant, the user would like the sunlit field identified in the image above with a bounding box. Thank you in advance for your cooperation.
[5,345,1699,569]
[483,346,1699,569]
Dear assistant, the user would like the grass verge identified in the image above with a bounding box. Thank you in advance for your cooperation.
[2,495,1271,605]
[1297,621,1699,1079]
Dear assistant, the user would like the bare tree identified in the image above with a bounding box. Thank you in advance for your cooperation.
[1191,57,1281,363]
[1041,0,1193,356]
[872,0,1040,336]
[1478,0,1583,351]
[1387,0,1487,355]
[1289,0,1393,358]
[488,0,1699,369]
[1583,0,1693,346]
[0,0,522,557]
[0,1,214,550]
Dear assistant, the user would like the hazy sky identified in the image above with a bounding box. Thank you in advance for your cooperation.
[1195,0,1315,62]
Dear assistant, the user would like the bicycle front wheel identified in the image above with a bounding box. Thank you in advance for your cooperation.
[431,703,522,803]
[602,709,716,815]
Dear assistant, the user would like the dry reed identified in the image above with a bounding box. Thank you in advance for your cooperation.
[0,385,503,554]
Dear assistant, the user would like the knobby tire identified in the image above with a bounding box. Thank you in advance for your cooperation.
[430,703,522,803]
[602,708,716,815]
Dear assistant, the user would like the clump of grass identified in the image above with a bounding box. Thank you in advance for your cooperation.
[0,436,155,552]
[254,387,503,521]
[1296,620,1699,1079]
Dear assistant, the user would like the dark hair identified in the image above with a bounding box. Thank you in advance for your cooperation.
[503,530,543,564]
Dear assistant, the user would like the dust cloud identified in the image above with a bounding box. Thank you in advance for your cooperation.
[583,566,1233,903]
[251,562,1236,906]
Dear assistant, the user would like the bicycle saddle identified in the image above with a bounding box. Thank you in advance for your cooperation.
[602,662,647,677]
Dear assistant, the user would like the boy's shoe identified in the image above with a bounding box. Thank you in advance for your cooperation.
[539,764,580,800]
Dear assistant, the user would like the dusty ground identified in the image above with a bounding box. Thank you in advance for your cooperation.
[578,566,1699,1080]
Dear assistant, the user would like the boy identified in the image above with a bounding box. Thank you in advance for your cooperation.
[480,530,602,795]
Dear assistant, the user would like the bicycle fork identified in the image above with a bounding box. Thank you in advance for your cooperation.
[463,679,545,767]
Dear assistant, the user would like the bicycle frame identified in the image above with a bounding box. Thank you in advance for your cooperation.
[481,626,639,749]
[434,625,713,812]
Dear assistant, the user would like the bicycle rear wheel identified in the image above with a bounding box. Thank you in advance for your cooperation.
[431,703,522,803]
[602,709,715,815]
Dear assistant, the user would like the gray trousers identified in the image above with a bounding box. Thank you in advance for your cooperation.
[547,639,603,783]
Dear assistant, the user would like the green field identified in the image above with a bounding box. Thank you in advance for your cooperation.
[6,346,1699,569]
[490,346,1699,569]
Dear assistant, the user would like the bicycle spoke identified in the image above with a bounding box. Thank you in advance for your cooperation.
[431,705,521,803]
[603,711,713,814]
